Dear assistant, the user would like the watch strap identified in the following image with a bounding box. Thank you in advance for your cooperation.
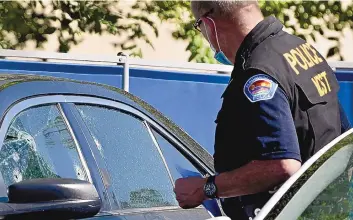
[207,175,216,184]
[205,175,218,199]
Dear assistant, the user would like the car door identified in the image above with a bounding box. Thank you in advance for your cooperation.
[254,128,353,220]
[60,96,217,219]
[0,94,218,219]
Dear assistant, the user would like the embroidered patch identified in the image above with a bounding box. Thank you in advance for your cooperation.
[243,74,278,103]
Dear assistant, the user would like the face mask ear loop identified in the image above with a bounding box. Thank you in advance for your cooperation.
[203,22,217,52]
[203,22,211,41]
[206,17,222,52]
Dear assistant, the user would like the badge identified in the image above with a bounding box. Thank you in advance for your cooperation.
[243,74,278,103]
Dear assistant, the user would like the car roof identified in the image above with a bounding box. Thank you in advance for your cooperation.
[0,73,214,173]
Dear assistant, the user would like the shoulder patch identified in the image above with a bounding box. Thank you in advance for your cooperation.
[243,74,278,103]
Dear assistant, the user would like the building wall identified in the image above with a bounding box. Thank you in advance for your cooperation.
[20,2,353,64]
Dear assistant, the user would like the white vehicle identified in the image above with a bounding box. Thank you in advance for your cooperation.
[254,128,353,220]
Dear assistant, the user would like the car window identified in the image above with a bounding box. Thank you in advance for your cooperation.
[0,104,89,189]
[75,105,178,210]
[263,132,353,220]
[151,128,202,180]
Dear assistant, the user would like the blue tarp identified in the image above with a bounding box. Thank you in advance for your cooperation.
[0,59,352,155]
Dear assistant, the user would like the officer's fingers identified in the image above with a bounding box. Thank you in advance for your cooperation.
[175,194,181,202]
[176,192,189,202]
[177,196,198,209]
[174,186,188,197]
[176,195,188,205]
[176,194,189,203]
[180,202,197,209]
[177,198,184,207]
[179,201,190,209]
[175,178,184,186]
[176,191,185,200]
[174,188,183,198]
[174,180,182,192]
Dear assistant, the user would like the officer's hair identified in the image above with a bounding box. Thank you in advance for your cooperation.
[191,0,261,20]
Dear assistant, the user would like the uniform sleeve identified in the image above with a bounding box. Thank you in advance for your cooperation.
[243,74,302,163]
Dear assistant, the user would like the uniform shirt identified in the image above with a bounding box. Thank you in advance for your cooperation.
[239,75,301,163]
[213,71,303,174]
[214,16,349,220]
[217,73,299,220]
[218,73,350,220]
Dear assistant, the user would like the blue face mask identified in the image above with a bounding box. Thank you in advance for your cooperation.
[215,51,233,65]
[211,46,233,65]
[204,17,233,66]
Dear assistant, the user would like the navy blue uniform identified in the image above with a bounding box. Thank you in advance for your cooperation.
[214,16,351,220]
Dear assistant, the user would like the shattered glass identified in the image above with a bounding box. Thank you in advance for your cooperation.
[0,105,88,187]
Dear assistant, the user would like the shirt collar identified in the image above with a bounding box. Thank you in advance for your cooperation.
[234,16,284,70]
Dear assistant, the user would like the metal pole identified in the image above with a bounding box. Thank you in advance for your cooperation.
[117,52,129,92]
[123,55,129,92]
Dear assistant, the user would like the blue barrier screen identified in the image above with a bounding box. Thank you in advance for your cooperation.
[0,59,352,155]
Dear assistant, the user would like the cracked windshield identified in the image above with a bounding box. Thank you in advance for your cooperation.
[0,104,88,188]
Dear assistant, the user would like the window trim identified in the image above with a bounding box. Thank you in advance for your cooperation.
[60,102,114,211]
[254,128,353,220]
[107,205,206,216]
[57,103,93,183]
[143,121,175,187]
[148,125,207,179]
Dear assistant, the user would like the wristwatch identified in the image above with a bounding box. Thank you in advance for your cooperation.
[203,175,218,199]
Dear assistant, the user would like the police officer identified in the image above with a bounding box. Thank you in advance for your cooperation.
[174,1,351,220]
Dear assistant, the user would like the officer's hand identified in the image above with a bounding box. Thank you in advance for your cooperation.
[174,177,207,209]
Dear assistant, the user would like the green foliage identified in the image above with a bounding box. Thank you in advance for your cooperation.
[129,188,172,208]
[165,0,353,62]
[0,0,158,57]
[259,0,353,60]
[139,0,218,63]
[22,149,60,180]
[0,0,352,62]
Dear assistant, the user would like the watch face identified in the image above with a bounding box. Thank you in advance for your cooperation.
[204,183,216,196]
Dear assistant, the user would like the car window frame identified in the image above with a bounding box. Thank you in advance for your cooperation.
[62,96,213,176]
[65,97,213,214]
[148,126,207,181]
[70,103,178,210]
[254,128,353,220]
[0,94,213,176]
[59,102,115,212]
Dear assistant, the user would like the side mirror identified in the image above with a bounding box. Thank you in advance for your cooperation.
[0,178,101,219]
